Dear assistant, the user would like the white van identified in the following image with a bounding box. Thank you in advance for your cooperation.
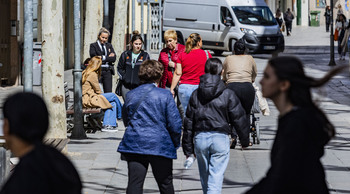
[163,0,284,55]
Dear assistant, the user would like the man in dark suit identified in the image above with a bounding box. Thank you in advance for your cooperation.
[90,27,116,93]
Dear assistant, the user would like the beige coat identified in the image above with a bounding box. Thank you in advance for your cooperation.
[82,72,112,109]
[223,55,257,83]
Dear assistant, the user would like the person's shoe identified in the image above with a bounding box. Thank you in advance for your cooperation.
[101,125,118,132]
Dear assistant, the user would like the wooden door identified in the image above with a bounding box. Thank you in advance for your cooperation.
[0,0,18,86]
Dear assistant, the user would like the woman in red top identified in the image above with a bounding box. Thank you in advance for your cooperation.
[170,33,212,112]
[158,29,185,89]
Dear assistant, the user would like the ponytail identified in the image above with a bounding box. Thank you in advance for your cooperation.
[185,33,201,53]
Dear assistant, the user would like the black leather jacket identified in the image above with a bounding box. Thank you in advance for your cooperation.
[117,50,150,89]
[182,73,249,156]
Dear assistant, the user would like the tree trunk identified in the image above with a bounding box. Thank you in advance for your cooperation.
[83,0,104,61]
[41,0,66,139]
[111,0,128,90]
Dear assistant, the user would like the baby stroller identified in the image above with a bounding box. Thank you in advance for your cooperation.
[250,89,261,144]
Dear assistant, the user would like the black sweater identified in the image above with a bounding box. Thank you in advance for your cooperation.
[182,73,249,156]
[117,50,150,89]
[246,106,331,194]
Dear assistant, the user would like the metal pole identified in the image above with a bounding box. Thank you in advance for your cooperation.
[103,0,110,29]
[132,0,135,32]
[141,0,144,41]
[158,0,162,51]
[329,0,336,66]
[147,0,151,53]
[24,0,33,92]
[71,0,87,139]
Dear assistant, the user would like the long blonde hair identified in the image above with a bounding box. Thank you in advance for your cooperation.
[185,33,201,53]
[82,56,102,84]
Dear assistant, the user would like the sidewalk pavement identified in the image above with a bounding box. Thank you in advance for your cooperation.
[0,25,350,193]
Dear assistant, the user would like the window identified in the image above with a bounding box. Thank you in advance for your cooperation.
[232,6,277,26]
[221,7,233,25]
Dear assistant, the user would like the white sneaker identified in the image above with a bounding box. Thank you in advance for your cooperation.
[101,125,118,132]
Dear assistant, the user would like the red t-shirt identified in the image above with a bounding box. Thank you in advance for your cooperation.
[179,49,212,85]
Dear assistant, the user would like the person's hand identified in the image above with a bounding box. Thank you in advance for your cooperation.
[170,89,175,97]
[168,61,175,68]
[109,53,115,57]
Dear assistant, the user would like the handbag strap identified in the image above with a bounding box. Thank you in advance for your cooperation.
[129,85,155,121]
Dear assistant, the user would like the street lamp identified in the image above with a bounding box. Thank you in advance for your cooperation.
[329,0,336,66]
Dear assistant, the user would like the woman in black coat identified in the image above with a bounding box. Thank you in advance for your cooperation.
[246,57,345,194]
[183,58,249,194]
[117,30,150,101]
[90,27,116,93]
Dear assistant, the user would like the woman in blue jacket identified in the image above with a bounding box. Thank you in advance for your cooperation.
[118,60,182,194]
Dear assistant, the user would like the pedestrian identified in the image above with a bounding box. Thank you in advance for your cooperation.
[283,8,294,36]
[324,6,331,32]
[82,56,122,132]
[223,40,257,148]
[117,30,150,101]
[336,14,348,60]
[158,29,186,118]
[275,8,283,28]
[0,92,82,194]
[118,59,182,194]
[158,29,185,89]
[183,58,249,194]
[341,21,350,60]
[245,56,346,194]
[90,27,116,93]
[336,4,344,15]
[81,57,91,70]
[170,33,212,112]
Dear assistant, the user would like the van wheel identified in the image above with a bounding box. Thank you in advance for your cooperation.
[213,50,224,56]
[230,39,237,52]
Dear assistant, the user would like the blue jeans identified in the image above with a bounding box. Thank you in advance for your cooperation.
[101,93,122,127]
[194,132,230,194]
[178,84,198,112]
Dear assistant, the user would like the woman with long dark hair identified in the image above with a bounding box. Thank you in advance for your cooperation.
[246,56,345,194]
[117,30,150,101]
[336,14,348,60]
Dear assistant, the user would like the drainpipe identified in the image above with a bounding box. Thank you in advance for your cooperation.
[159,0,162,51]
[103,0,110,29]
[141,0,144,42]
[147,0,151,53]
[132,0,135,32]
[24,0,33,92]
[71,0,87,139]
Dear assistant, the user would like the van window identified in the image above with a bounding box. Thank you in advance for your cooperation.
[220,7,233,24]
[232,6,276,26]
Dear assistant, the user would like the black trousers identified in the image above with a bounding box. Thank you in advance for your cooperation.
[285,21,292,34]
[100,68,113,93]
[326,22,330,32]
[227,82,255,138]
[123,153,174,194]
